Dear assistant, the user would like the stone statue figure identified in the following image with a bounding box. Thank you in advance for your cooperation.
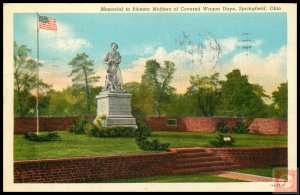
[102,42,125,92]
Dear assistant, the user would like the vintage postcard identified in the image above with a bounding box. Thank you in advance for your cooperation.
[3,3,297,192]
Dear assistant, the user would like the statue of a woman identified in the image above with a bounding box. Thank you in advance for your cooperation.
[102,42,124,92]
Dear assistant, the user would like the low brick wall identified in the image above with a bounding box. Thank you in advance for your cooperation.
[205,146,287,168]
[248,118,287,135]
[14,116,95,134]
[144,117,245,132]
[14,151,176,183]
[14,146,287,183]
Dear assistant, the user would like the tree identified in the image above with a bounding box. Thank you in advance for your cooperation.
[46,85,102,116]
[14,42,51,116]
[123,82,142,115]
[141,60,176,117]
[186,73,221,116]
[252,83,271,102]
[68,52,100,114]
[217,69,268,117]
[162,93,199,117]
[272,82,287,117]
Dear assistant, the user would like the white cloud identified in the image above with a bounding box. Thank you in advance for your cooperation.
[144,46,155,55]
[218,37,263,57]
[122,44,156,56]
[48,22,91,52]
[218,37,238,56]
[55,38,91,52]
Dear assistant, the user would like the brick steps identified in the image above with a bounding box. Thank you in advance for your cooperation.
[176,160,231,169]
[173,164,240,175]
[172,148,238,174]
[176,156,221,163]
[174,148,206,153]
[176,152,215,158]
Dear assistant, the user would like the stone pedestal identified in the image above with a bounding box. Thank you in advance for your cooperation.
[96,91,137,128]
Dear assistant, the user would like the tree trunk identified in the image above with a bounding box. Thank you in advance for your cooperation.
[155,100,161,117]
[84,70,90,114]
[15,81,23,116]
[156,93,162,117]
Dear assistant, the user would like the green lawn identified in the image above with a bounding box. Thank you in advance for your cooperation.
[151,131,287,148]
[14,131,149,161]
[231,166,287,178]
[14,131,287,161]
[95,174,246,183]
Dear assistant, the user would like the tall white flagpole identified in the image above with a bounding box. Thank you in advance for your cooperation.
[36,13,40,135]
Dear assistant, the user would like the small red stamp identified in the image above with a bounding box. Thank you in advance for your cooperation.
[273,168,297,192]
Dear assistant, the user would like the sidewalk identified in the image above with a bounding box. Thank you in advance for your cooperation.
[212,171,282,182]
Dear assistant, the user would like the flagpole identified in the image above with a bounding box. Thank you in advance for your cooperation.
[36,13,39,135]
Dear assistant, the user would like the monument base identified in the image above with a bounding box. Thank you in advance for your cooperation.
[96,91,137,129]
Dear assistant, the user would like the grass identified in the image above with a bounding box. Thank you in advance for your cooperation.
[151,131,287,148]
[14,131,287,161]
[14,131,149,161]
[231,166,287,178]
[95,174,246,183]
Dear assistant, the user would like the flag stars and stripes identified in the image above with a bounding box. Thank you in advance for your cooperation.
[38,16,57,31]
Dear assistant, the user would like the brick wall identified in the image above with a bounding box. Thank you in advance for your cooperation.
[144,117,287,135]
[14,116,95,134]
[14,151,176,183]
[248,118,287,135]
[205,146,287,168]
[144,117,245,132]
[14,116,287,135]
[14,146,287,183]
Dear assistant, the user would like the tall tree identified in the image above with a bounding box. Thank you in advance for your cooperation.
[272,82,288,117]
[68,52,100,114]
[187,73,222,116]
[217,69,268,117]
[14,42,51,116]
[141,60,176,117]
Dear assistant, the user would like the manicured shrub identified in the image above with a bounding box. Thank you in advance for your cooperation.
[82,113,166,151]
[134,115,168,151]
[86,125,137,138]
[135,136,170,151]
[106,126,136,137]
[68,117,88,134]
[233,121,248,134]
[210,134,235,147]
[135,119,152,137]
[216,121,229,133]
[83,122,99,136]
[24,132,60,142]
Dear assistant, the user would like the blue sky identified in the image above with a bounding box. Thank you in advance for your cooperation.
[14,13,287,95]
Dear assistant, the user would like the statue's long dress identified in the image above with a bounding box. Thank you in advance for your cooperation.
[104,51,123,91]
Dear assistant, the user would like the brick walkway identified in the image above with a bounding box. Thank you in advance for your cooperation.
[212,171,281,182]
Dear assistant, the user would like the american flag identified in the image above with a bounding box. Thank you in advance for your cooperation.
[38,16,57,31]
